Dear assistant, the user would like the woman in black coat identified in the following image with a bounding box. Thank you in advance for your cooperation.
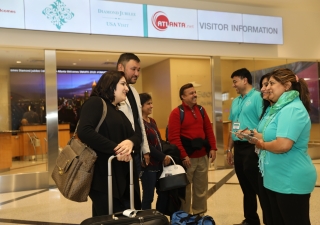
[77,71,142,216]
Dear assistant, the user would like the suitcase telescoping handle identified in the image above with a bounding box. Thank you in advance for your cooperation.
[108,155,134,215]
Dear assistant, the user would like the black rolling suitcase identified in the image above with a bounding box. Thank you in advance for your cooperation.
[80,155,169,225]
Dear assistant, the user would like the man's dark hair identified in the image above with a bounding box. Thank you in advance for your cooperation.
[139,93,152,106]
[116,53,140,68]
[231,68,252,85]
[91,70,125,103]
[179,83,194,100]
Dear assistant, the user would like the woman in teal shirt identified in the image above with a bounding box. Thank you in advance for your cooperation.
[254,68,317,225]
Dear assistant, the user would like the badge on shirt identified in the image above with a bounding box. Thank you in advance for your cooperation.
[233,122,240,130]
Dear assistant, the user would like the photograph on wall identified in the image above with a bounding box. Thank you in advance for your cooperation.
[10,69,104,131]
[252,61,320,123]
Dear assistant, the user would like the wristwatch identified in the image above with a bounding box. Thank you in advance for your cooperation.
[226,149,232,153]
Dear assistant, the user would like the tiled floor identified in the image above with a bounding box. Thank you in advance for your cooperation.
[0,161,319,225]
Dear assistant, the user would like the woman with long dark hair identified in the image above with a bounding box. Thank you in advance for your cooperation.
[77,70,142,216]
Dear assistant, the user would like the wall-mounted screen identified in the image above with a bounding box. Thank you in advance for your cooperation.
[24,0,91,33]
[90,0,144,37]
[10,69,105,131]
[147,5,198,40]
[252,62,319,122]
[0,0,25,29]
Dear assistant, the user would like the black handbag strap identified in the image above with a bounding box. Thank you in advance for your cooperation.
[72,98,107,138]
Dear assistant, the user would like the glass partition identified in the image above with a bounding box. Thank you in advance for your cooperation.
[0,47,47,176]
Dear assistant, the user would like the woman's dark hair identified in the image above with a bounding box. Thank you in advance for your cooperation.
[139,93,152,106]
[259,73,271,120]
[270,68,311,112]
[179,83,194,100]
[90,70,125,103]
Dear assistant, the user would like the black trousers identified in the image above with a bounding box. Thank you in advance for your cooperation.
[265,188,311,225]
[234,141,260,225]
[89,186,142,217]
[258,172,274,225]
[89,189,129,217]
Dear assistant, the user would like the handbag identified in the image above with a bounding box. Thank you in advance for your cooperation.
[51,98,107,202]
[158,156,189,191]
[171,210,215,225]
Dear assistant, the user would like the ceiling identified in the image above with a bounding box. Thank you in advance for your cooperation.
[0,48,169,70]
[194,0,320,10]
[0,48,211,70]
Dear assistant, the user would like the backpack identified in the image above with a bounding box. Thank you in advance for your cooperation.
[171,210,215,225]
[166,104,205,141]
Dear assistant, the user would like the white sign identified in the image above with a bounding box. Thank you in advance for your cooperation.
[90,0,144,37]
[24,0,90,33]
[242,14,283,44]
[0,0,25,29]
[147,5,198,40]
[198,10,243,43]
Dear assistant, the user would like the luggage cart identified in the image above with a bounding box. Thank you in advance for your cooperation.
[27,133,37,161]
[27,132,40,161]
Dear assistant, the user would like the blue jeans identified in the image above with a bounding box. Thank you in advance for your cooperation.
[140,170,168,214]
[133,153,142,177]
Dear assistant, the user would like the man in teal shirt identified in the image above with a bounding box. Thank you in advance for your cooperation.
[226,68,263,225]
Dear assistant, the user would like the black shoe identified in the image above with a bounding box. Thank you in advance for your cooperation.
[234,220,250,225]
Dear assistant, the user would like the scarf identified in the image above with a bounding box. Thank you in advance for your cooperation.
[258,90,299,176]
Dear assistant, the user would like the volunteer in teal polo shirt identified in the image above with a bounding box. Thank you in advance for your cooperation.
[229,88,263,140]
[226,68,263,225]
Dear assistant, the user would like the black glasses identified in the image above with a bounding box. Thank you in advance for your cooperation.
[191,108,197,119]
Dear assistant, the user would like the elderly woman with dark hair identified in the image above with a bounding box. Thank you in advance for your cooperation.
[251,68,316,225]
[77,70,142,217]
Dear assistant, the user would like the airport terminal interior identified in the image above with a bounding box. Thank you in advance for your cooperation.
[1,0,320,224]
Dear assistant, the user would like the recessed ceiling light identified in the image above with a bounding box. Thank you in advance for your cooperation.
[73,63,77,65]
[16,61,21,63]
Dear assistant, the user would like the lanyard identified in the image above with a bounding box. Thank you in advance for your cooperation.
[236,95,248,122]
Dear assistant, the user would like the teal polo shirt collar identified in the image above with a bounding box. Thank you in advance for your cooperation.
[231,88,261,141]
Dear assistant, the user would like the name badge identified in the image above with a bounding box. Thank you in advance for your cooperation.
[233,122,240,130]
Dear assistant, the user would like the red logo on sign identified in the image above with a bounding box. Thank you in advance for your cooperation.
[152,11,169,31]
[152,11,187,31]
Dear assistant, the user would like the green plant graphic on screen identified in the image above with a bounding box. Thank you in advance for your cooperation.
[42,0,74,30]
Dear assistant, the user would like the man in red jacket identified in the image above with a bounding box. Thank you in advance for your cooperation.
[168,83,217,215]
